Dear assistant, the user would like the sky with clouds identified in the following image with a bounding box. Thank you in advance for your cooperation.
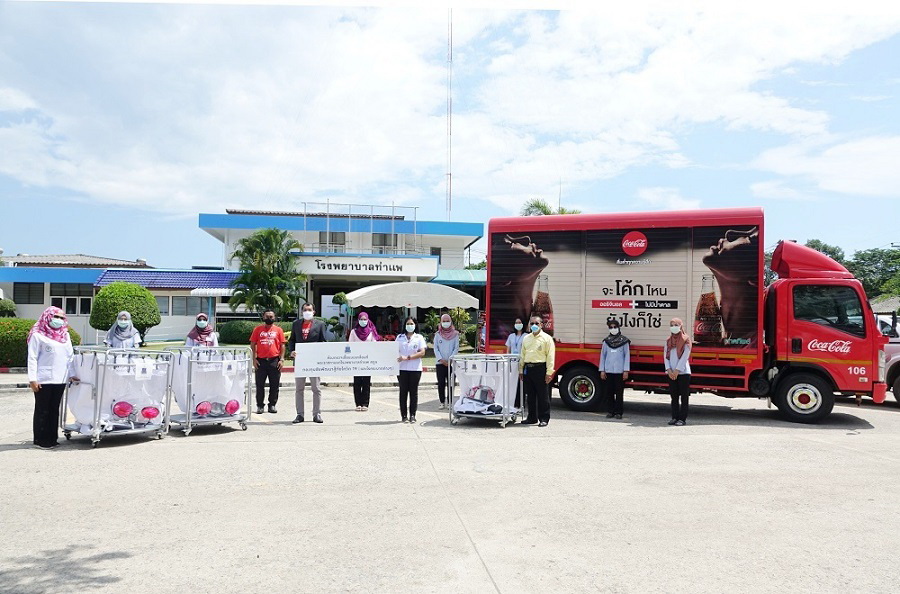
[1,2,899,268]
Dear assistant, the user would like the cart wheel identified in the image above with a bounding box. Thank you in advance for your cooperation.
[500,420,507,428]
[240,422,248,431]
[91,441,99,449]
[450,416,459,425]
[156,432,163,440]
[64,432,71,440]
[184,428,192,437]
[511,415,518,424]
[216,423,222,426]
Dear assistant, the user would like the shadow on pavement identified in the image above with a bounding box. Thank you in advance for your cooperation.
[0,545,130,594]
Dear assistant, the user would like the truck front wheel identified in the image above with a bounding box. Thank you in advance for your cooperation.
[893,376,900,406]
[559,366,604,412]
[774,373,834,424]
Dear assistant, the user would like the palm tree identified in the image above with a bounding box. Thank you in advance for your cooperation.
[229,228,307,319]
[520,197,581,216]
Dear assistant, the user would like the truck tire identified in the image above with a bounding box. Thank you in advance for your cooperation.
[774,373,834,424]
[559,366,604,412]
[893,376,900,406]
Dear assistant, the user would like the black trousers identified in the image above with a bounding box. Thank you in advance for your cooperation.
[436,363,450,404]
[398,370,421,418]
[33,383,65,447]
[353,376,371,407]
[523,363,550,423]
[668,374,691,421]
[255,357,281,407]
[605,373,625,415]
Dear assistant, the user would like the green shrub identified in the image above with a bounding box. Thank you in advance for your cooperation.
[464,324,477,349]
[217,320,292,344]
[0,298,15,317]
[0,319,81,367]
[90,282,161,339]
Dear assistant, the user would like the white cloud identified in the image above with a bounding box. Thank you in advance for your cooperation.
[850,94,890,102]
[0,5,899,219]
[635,187,700,210]
[754,136,900,197]
[750,180,816,201]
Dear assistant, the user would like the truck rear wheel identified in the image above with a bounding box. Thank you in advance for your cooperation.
[774,373,834,424]
[893,376,900,406]
[559,366,603,412]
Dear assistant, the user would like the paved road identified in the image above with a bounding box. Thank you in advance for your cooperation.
[1,385,898,594]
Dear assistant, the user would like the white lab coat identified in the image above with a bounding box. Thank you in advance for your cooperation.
[27,333,76,383]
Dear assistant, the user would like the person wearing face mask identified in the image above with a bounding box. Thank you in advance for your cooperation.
[599,318,630,420]
[505,318,526,407]
[185,313,218,347]
[348,311,379,411]
[103,311,142,349]
[250,310,285,414]
[433,313,460,410]
[664,317,692,426]
[519,315,555,427]
[289,303,327,424]
[396,317,426,423]
[27,307,80,449]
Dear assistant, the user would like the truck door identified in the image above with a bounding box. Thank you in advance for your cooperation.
[787,281,874,391]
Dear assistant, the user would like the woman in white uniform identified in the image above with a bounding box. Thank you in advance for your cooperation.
[185,313,218,347]
[27,306,79,449]
[104,311,142,349]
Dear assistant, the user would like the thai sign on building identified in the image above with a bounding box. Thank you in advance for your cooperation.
[295,255,438,278]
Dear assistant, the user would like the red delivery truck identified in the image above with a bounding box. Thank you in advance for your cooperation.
[483,207,888,423]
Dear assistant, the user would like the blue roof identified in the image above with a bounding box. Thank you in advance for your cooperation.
[430,269,486,286]
[96,269,241,289]
[0,267,103,283]
[199,213,483,238]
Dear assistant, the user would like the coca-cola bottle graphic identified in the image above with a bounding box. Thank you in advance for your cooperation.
[532,274,554,336]
[694,274,724,346]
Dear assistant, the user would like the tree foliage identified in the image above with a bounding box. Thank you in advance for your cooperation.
[465,260,487,270]
[229,228,307,319]
[520,197,581,216]
[0,319,81,367]
[804,239,845,264]
[846,248,900,298]
[0,298,15,317]
[90,282,161,338]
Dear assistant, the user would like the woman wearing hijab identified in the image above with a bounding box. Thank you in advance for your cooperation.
[104,311,142,349]
[600,318,630,420]
[664,317,692,426]
[27,307,79,449]
[433,313,460,410]
[505,317,526,407]
[349,311,380,411]
[185,313,218,347]
[396,317,426,423]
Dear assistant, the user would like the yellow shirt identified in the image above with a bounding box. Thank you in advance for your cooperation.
[519,331,555,374]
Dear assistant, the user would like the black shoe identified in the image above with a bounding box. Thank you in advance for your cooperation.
[292,415,304,424]
[256,406,265,415]
[675,420,686,426]
[668,418,677,425]
[521,419,538,425]
[538,421,548,427]
[313,414,323,424]
[401,416,408,423]
[268,405,277,414]
[409,416,416,424]
[606,413,615,418]
[615,414,622,420]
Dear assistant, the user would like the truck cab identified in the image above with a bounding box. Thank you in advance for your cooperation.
[765,241,888,422]
[875,312,900,403]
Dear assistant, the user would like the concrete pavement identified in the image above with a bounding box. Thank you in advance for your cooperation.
[1,384,899,593]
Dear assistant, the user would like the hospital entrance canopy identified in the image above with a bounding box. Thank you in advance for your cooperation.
[344,282,478,309]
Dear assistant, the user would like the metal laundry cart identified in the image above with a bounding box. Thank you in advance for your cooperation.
[166,346,252,435]
[61,347,172,448]
[448,353,522,428]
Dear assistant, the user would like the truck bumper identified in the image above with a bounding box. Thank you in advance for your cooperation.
[873,382,887,404]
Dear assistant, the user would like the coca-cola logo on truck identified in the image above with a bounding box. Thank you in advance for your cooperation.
[807,339,852,354]
[622,231,648,257]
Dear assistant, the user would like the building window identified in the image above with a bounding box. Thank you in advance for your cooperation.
[48,283,93,316]
[172,296,204,316]
[430,247,442,264]
[156,296,170,316]
[13,283,45,305]
[373,233,397,254]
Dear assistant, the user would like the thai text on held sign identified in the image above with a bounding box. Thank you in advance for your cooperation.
[292,342,400,377]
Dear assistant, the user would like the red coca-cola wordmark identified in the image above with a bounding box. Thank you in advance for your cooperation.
[621,231,648,257]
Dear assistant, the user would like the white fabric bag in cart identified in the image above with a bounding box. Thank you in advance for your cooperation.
[452,358,520,415]
[171,350,248,416]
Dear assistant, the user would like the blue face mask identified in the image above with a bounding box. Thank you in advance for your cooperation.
[117,320,130,328]
[49,318,66,329]
[531,324,540,333]
[196,320,208,329]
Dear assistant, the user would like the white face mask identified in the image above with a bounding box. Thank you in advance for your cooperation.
[302,311,314,321]
[514,323,523,331]
[670,325,681,334]
[117,320,130,328]
[196,320,208,329]
[441,321,451,329]
[406,324,416,333]
[609,328,620,335]
[49,318,66,329]
[358,319,368,327]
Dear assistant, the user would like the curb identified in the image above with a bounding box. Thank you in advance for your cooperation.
[0,368,26,374]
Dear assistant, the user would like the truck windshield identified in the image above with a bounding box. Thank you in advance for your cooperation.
[792,285,866,338]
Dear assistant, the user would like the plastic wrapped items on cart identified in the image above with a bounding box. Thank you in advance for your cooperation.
[170,349,248,420]
[66,350,168,436]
